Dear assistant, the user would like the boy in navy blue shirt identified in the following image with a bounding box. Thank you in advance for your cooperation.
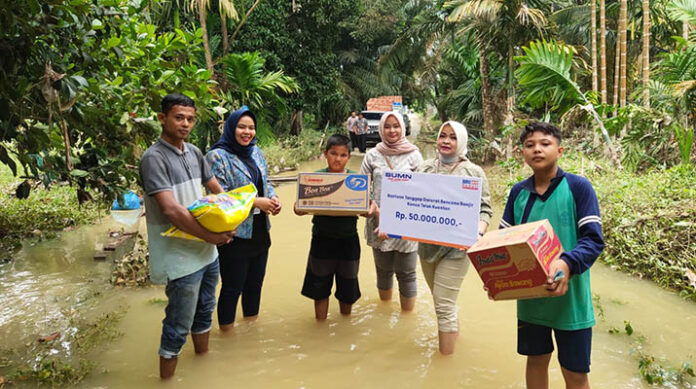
[499,122,604,389]
[294,134,362,320]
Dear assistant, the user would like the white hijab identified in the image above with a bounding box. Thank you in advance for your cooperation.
[437,120,469,161]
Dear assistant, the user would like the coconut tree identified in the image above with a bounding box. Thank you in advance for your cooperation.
[220,52,299,111]
[515,39,620,165]
[182,0,239,72]
[446,0,550,136]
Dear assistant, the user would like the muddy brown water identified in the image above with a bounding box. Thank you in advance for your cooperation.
[2,156,695,388]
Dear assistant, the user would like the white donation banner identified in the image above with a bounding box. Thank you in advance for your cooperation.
[378,171,482,249]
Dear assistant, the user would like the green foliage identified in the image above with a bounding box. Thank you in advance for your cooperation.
[674,125,695,164]
[0,164,101,257]
[261,129,326,171]
[515,39,585,111]
[638,355,696,385]
[602,104,682,170]
[219,51,299,121]
[0,0,217,203]
[667,0,696,24]
[594,163,696,300]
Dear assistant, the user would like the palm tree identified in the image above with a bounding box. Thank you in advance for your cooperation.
[667,0,696,40]
[642,0,650,108]
[619,0,628,107]
[600,0,608,103]
[447,0,548,136]
[183,0,239,72]
[591,0,598,93]
[515,39,620,165]
[220,52,299,113]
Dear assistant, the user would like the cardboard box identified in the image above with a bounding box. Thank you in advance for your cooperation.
[466,220,564,300]
[296,173,370,216]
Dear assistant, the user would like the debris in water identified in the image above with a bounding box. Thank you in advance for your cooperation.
[38,332,60,343]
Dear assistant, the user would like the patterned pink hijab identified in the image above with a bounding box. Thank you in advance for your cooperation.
[375,112,418,156]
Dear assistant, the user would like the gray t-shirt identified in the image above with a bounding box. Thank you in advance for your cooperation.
[139,138,217,284]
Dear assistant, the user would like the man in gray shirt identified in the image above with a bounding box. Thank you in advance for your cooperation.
[139,93,233,379]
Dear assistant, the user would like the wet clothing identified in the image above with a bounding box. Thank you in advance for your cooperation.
[499,168,604,331]
[159,258,219,359]
[301,253,361,304]
[372,249,418,298]
[217,245,268,324]
[301,168,361,303]
[416,157,492,333]
[420,257,470,332]
[518,320,592,373]
[206,110,276,325]
[140,138,217,284]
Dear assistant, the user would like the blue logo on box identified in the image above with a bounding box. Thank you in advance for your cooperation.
[346,175,368,191]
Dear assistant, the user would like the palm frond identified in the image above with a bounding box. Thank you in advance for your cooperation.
[446,0,501,23]
[514,39,585,110]
[667,0,696,24]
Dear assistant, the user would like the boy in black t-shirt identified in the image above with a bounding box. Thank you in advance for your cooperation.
[294,134,361,320]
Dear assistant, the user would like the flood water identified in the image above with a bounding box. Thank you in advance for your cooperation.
[2,156,695,388]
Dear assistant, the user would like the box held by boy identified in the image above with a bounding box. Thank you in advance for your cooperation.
[296,172,370,216]
[467,219,563,301]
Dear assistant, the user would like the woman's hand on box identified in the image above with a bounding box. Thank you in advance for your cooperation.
[545,259,570,296]
[362,200,379,218]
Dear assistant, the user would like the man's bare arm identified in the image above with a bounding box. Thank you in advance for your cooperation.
[153,191,232,245]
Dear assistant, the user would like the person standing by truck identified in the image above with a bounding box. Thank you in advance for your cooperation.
[355,112,368,153]
[345,110,358,151]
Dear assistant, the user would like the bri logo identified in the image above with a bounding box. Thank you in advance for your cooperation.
[345,175,368,191]
[385,172,412,181]
[462,178,480,190]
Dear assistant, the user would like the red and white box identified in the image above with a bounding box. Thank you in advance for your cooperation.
[467,220,563,300]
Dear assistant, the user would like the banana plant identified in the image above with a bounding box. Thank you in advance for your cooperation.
[515,39,620,166]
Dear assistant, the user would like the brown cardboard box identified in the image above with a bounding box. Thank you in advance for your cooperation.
[466,220,564,300]
[296,172,370,216]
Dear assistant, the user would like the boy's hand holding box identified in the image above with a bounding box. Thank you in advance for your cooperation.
[467,220,564,300]
[296,172,370,216]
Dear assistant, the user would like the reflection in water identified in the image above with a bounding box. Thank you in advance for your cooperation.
[2,156,695,388]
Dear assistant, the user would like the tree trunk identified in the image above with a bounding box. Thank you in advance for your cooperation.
[612,18,621,112]
[600,0,607,104]
[479,44,495,139]
[684,20,689,41]
[289,110,303,136]
[591,0,598,93]
[642,0,650,108]
[507,46,515,115]
[221,13,229,56]
[619,0,628,108]
[199,0,214,73]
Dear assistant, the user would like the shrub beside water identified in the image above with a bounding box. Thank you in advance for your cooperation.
[0,166,102,260]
